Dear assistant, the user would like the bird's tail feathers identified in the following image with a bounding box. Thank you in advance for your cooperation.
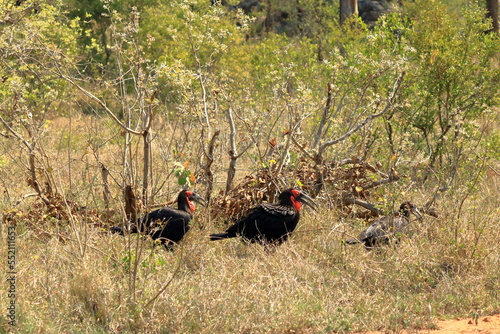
[110,226,124,235]
[110,223,139,235]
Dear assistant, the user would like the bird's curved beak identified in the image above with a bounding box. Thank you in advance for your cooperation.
[191,192,208,207]
[298,192,319,211]
[411,206,423,219]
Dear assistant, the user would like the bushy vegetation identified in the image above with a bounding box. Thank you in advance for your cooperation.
[1,0,499,332]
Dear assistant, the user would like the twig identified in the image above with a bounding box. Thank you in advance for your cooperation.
[226,107,238,193]
[457,156,486,221]
[202,130,220,201]
[316,72,405,159]
[143,246,184,310]
[14,193,39,206]
[56,73,143,136]
[289,133,315,161]
[0,4,39,27]
[341,197,384,216]
[313,83,333,149]
[361,169,402,191]
[364,161,388,178]
[0,114,51,205]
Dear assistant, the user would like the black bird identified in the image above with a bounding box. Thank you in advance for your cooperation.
[210,189,318,245]
[111,190,206,250]
[345,201,422,248]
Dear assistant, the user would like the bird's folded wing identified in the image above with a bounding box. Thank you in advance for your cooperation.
[259,203,295,216]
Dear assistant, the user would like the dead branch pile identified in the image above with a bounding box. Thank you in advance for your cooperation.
[209,157,404,223]
[2,195,110,242]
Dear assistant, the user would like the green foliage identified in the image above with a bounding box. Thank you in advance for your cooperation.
[319,0,500,181]
[142,0,249,63]
[173,162,194,186]
[396,0,499,180]
[0,0,81,122]
[2,0,498,199]
[1,1,499,332]
[138,0,253,110]
[222,34,323,104]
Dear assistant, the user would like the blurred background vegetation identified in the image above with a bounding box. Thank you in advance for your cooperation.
[1,0,498,206]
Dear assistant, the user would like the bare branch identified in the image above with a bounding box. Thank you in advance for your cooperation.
[56,73,143,136]
[143,246,184,310]
[364,161,389,178]
[361,168,402,191]
[226,107,238,193]
[341,196,384,216]
[0,113,51,205]
[0,4,39,27]
[0,113,32,150]
[101,164,111,209]
[185,15,211,134]
[317,72,405,157]
[14,193,39,206]
[203,130,220,201]
[313,83,333,149]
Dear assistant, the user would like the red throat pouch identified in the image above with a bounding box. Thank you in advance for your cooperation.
[185,191,195,213]
[290,196,302,211]
[188,199,196,213]
[290,189,302,211]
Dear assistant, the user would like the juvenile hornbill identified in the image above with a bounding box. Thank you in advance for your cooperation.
[210,189,318,245]
[345,201,422,248]
[111,190,206,250]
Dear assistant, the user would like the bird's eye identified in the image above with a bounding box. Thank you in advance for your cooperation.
[291,189,301,198]
[185,191,193,197]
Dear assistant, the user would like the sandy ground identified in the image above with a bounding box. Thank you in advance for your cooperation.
[363,314,500,334]
[429,314,500,334]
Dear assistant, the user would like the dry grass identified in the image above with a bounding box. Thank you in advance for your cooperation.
[1,185,499,333]
[1,115,499,333]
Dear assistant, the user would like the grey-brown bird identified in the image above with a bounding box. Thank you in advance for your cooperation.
[346,201,422,248]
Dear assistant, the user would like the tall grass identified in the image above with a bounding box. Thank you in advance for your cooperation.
[1,172,498,333]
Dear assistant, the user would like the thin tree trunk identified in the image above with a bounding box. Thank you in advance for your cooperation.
[28,149,51,206]
[124,185,137,222]
[340,0,358,25]
[226,108,238,193]
[0,114,51,205]
[313,83,333,149]
[101,164,110,209]
[204,130,220,202]
[142,129,151,206]
[486,0,499,33]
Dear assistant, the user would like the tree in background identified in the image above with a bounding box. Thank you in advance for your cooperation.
[486,0,499,32]
[0,0,81,204]
[340,0,358,25]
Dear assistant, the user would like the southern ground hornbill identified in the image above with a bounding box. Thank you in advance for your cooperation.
[210,189,318,245]
[345,201,422,248]
[111,190,206,250]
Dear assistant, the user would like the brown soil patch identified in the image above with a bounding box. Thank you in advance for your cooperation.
[363,314,500,334]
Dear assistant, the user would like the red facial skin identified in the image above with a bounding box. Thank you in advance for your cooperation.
[290,189,302,211]
[185,191,196,213]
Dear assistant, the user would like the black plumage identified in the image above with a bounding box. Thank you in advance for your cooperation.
[210,189,318,245]
[111,190,206,250]
[346,201,422,248]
